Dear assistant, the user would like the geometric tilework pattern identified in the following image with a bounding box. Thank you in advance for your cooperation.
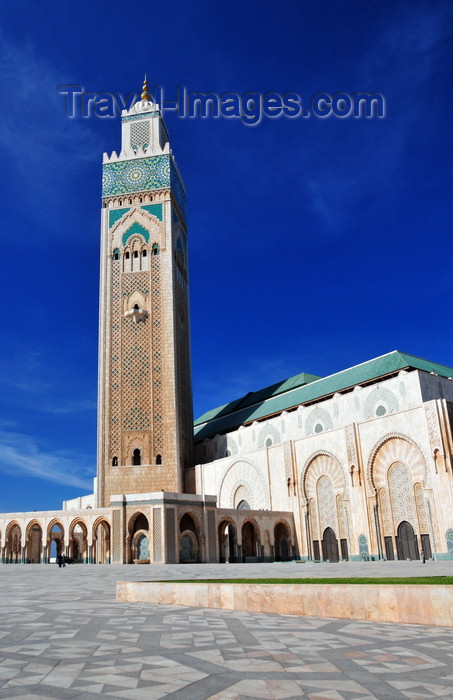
[283,441,293,480]
[308,498,320,540]
[121,272,151,434]
[414,482,430,533]
[303,453,345,504]
[368,435,427,494]
[102,156,186,219]
[345,423,358,469]
[379,486,393,536]
[317,475,336,534]
[103,155,170,197]
[388,462,417,530]
[109,262,121,455]
[3,565,453,700]
[424,402,443,453]
[336,493,348,539]
[122,111,160,122]
[151,255,163,456]
[112,510,121,562]
[152,508,162,562]
[130,121,150,149]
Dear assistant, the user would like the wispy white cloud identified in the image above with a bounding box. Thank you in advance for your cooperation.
[297,4,451,233]
[0,33,97,164]
[0,429,93,490]
[39,399,96,415]
[0,340,95,414]
[0,30,99,227]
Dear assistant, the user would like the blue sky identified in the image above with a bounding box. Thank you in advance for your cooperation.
[0,0,452,512]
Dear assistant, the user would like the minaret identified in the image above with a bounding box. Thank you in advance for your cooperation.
[97,78,193,508]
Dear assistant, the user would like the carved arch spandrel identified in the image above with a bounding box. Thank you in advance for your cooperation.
[218,460,270,510]
[366,434,428,494]
[110,208,163,250]
[301,451,346,505]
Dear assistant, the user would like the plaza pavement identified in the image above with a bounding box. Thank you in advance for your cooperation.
[0,560,453,699]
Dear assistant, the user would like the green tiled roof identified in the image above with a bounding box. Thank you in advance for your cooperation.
[194,351,453,441]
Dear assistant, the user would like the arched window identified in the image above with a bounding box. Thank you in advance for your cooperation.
[129,198,132,204]
[125,252,130,259]
[133,448,141,466]
[113,249,120,261]
[142,250,147,257]
[237,500,250,510]
[156,454,162,465]
[112,456,118,466]
[133,303,139,310]
[133,251,138,258]
[152,244,160,256]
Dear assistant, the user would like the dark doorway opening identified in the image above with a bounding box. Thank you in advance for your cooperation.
[384,536,394,560]
[396,521,419,560]
[420,533,432,560]
[340,538,349,561]
[321,527,339,562]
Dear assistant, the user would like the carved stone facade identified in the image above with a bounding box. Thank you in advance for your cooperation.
[1,88,453,566]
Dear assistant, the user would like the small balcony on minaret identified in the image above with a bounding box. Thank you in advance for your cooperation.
[124,303,148,323]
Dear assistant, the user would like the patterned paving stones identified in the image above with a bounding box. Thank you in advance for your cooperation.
[0,562,452,699]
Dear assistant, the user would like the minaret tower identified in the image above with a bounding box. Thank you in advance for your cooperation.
[97,78,193,508]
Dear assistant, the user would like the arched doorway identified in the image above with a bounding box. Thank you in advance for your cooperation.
[70,522,88,563]
[396,521,419,560]
[322,527,339,562]
[26,523,42,563]
[179,513,200,563]
[128,513,149,563]
[48,523,64,563]
[6,523,22,563]
[93,520,111,564]
[218,520,237,563]
[241,521,258,561]
[274,522,291,562]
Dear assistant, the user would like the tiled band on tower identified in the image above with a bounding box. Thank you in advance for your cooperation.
[98,80,193,506]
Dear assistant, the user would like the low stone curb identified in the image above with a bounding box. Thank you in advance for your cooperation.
[116,581,453,626]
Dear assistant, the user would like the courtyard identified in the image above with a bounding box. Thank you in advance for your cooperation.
[0,561,452,698]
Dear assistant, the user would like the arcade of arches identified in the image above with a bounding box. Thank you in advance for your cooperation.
[0,502,295,565]
[1,517,111,564]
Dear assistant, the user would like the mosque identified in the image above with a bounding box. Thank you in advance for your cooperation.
[1,81,453,565]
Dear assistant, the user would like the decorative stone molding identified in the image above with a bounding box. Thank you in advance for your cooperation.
[366,433,428,494]
[300,451,346,504]
[424,402,443,454]
[218,460,270,510]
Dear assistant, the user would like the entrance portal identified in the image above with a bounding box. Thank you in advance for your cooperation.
[396,521,419,560]
[321,527,339,562]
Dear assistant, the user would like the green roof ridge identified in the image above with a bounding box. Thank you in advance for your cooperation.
[194,350,453,440]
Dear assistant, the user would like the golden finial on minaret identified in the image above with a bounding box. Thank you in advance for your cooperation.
[141,75,151,101]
